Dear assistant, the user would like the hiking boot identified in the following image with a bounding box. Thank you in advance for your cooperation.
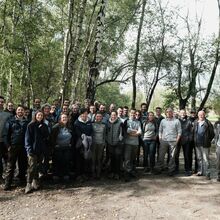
[3,182,11,191]
[206,173,211,180]
[25,183,32,194]
[32,179,40,190]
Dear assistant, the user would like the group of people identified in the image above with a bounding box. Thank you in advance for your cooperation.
[0,95,219,195]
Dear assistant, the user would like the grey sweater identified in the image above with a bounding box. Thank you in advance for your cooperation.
[92,122,106,145]
[125,118,142,146]
[143,122,156,140]
[159,117,182,142]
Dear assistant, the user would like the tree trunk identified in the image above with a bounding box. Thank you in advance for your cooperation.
[198,0,220,111]
[86,0,108,102]
[131,0,146,108]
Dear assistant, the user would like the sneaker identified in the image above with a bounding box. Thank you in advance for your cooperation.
[32,179,40,190]
[217,176,220,182]
[196,172,202,176]
[25,183,32,194]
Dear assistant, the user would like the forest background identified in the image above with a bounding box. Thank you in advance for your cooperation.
[0,0,220,117]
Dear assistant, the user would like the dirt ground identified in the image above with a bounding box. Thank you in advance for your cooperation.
[1,149,220,220]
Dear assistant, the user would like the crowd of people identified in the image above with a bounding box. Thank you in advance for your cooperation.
[0,95,219,194]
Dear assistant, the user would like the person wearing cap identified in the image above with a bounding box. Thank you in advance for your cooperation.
[74,108,93,181]
[193,110,215,179]
[214,118,220,181]
[155,107,182,176]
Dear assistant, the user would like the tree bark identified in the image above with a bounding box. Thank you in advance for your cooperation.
[131,0,146,108]
[86,0,108,102]
[198,0,220,111]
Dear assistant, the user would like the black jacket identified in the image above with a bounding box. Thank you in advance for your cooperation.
[25,121,49,155]
[3,116,28,147]
[194,119,215,148]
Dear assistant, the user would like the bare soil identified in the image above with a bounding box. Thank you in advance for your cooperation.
[1,149,220,220]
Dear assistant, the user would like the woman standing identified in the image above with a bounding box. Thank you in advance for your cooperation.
[50,113,73,181]
[143,112,157,173]
[25,110,49,194]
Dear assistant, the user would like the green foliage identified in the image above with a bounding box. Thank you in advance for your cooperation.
[95,83,130,107]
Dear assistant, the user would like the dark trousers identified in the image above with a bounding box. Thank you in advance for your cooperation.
[108,144,123,175]
[52,147,71,177]
[0,142,8,177]
[143,140,156,169]
[136,138,143,166]
[5,145,27,184]
[124,145,138,174]
[92,144,105,177]
[39,147,50,175]
[175,142,193,172]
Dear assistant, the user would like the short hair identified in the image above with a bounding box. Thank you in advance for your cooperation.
[130,108,136,112]
[156,107,162,110]
[123,106,129,109]
[79,108,88,115]
[16,105,24,111]
[0,95,5,100]
[141,103,147,107]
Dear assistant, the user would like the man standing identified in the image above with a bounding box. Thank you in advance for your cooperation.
[124,109,142,181]
[194,110,214,179]
[189,109,198,173]
[155,108,182,176]
[175,109,193,176]
[140,103,148,123]
[0,96,11,182]
[31,98,41,118]
[3,106,28,190]
[155,107,165,161]
[214,119,220,181]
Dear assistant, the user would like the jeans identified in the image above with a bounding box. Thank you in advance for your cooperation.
[143,140,156,169]
[155,140,177,173]
[196,146,210,176]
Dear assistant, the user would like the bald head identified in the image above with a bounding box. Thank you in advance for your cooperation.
[198,110,205,121]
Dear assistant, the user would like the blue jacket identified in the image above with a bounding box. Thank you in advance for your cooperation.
[25,121,49,155]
